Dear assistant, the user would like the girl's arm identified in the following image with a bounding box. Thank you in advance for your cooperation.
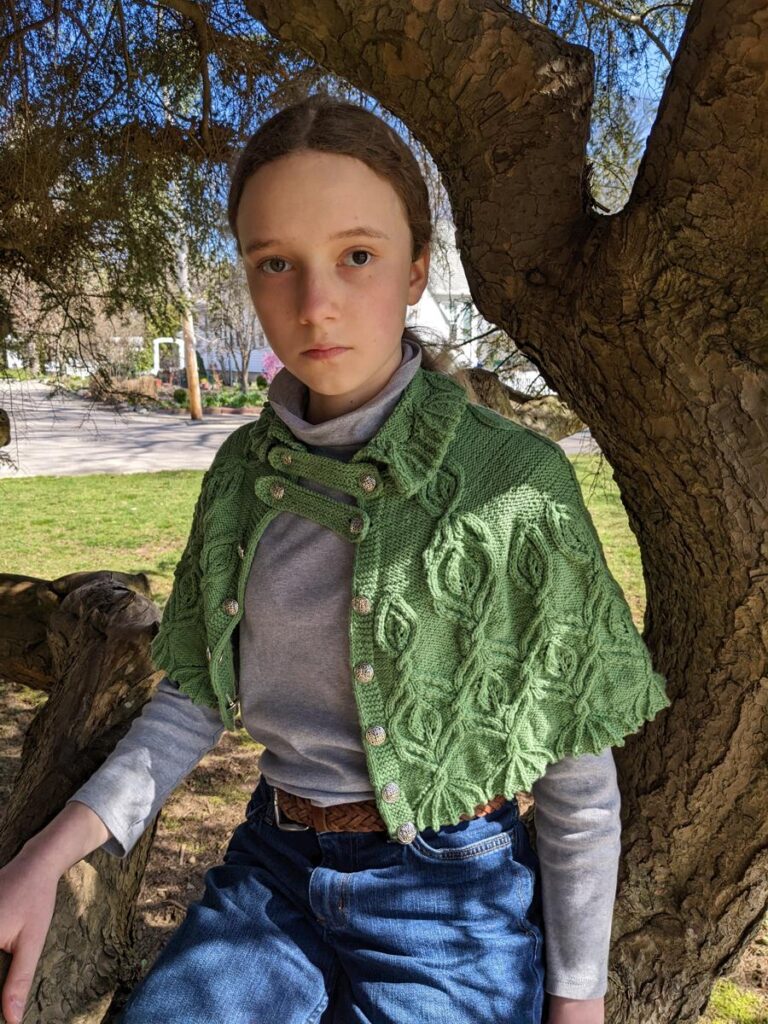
[530,747,622,1008]
[547,995,605,1024]
[0,801,115,1024]
[17,800,113,875]
[0,677,225,1024]
[65,675,225,858]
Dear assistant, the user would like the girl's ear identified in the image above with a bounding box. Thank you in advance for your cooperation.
[407,245,430,305]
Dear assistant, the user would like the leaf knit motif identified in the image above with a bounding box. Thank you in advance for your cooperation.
[150,367,671,838]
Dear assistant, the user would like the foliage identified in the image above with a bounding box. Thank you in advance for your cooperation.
[199,386,266,408]
[0,368,39,382]
[1,0,689,374]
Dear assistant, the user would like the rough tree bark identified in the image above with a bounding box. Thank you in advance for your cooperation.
[0,572,163,1023]
[241,1,767,1022]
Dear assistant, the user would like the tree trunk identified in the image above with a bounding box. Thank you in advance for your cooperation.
[26,342,39,376]
[242,2,768,1022]
[0,572,163,1023]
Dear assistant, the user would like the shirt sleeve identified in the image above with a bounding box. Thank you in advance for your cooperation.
[530,747,621,999]
[66,676,226,859]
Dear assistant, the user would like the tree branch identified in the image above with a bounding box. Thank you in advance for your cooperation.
[0,13,55,67]
[625,0,767,298]
[159,0,219,152]
[581,0,676,63]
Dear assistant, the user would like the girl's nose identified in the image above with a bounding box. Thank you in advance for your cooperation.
[296,269,339,325]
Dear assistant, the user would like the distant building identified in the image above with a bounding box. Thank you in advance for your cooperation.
[6,220,551,397]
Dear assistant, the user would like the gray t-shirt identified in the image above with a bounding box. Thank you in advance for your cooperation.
[68,339,620,999]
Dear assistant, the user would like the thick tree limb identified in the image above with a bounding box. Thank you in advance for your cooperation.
[0,575,162,1023]
[0,572,152,692]
[628,0,767,278]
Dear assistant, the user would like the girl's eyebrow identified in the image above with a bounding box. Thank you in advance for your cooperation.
[244,226,390,256]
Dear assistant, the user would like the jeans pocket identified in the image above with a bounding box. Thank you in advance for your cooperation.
[411,800,520,861]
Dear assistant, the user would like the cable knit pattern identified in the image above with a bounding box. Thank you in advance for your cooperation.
[150,365,670,840]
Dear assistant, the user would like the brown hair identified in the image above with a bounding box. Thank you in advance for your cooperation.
[227,93,465,380]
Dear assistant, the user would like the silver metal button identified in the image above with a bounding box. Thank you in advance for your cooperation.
[237,544,245,559]
[396,821,417,844]
[281,452,293,465]
[205,646,212,663]
[381,782,400,803]
[222,598,239,616]
[351,595,372,614]
[359,473,378,493]
[365,724,386,746]
[349,515,364,534]
[354,662,374,683]
[270,481,285,500]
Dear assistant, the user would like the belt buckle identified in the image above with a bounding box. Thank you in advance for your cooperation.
[273,787,310,831]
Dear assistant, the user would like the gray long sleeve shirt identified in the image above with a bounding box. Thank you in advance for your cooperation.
[68,339,621,999]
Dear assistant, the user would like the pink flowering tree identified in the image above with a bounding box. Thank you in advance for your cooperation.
[261,350,283,384]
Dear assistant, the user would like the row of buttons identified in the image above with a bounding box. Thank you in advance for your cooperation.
[350,592,417,844]
[214,552,417,839]
[269,478,368,536]
[211,547,246,712]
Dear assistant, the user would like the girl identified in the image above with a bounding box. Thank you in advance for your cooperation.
[0,95,670,1024]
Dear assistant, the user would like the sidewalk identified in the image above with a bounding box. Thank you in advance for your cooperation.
[0,381,261,478]
[0,380,598,479]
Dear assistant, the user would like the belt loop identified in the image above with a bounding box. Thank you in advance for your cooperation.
[311,805,329,832]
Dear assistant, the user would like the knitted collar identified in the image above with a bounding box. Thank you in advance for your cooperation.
[253,364,469,498]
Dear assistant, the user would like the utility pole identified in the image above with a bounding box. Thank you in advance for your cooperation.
[177,237,203,421]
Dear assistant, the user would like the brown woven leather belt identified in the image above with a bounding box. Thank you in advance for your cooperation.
[274,786,509,832]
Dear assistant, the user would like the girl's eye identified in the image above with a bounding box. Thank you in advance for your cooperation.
[258,257,290,275]
[345,249,373,267]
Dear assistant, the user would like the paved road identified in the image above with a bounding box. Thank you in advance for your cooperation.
[0,380,598,479]
[0,381,262,479]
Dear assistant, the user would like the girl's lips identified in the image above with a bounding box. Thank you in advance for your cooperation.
[302,347,350,360]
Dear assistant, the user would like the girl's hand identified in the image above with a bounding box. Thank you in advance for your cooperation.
[0,849,60,1024]
[546,994,605,1024]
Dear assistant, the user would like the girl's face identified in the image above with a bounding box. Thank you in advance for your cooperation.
[235,149,430,422]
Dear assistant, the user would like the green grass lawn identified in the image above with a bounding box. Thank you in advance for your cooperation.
[0,454,650,621]
[0,470,203,605]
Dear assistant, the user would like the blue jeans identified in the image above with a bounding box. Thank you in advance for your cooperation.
[118,775,547,1023]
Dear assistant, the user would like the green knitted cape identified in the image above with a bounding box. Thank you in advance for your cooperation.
[150,366,670,840]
